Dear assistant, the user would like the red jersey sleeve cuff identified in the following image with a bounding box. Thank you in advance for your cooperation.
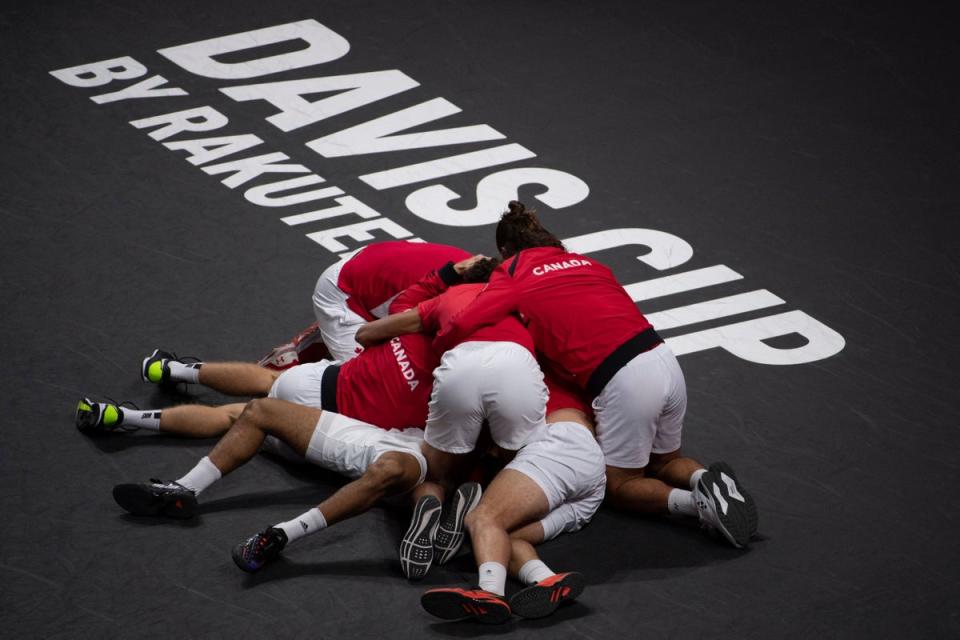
[438,261,461,286]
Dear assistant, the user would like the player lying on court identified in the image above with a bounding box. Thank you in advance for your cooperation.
[75,256,494,569]
[76,259,606,620]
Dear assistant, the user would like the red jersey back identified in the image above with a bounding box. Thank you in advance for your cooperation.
[337,241,470,320]
[436,246,651,389]
[418,284,535,353]
[337,331,437,429]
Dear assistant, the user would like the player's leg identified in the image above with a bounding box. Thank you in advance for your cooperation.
[140,348,280,396]
[401,348,485,580]
[233,449,425,572]
[599,346,756,545]
[504,420,604,618]
[647,449,704,487]
[197,362,279,396]
[113,398,321,519]
[506,519,587,619]
[421,469,547,624]
[76,398,245,437]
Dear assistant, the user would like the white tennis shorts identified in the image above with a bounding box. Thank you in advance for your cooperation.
[268,360,333,410]
[297,411,427,483]
[312,259,366,363]
[506,420,607,541]
[425,341,547,454]
[592,343,687,469]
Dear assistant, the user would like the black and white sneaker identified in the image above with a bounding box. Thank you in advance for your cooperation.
[75,397,139,434]
[435,482,481,565]
[400,495,442,580]
[693,468,754,548]
[709,461,758,537]
[112,479,198,519]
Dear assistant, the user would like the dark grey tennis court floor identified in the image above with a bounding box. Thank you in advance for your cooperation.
[2,1,958,637]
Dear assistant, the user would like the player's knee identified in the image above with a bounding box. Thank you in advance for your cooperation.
[465,504,498,535]
[237,398,269,427]
[365,454,411,492]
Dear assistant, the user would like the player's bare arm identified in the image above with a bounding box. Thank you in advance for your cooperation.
[356,308,423,347]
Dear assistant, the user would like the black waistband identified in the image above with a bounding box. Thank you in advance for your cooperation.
[321,364,340,413]
[586,327,663,398]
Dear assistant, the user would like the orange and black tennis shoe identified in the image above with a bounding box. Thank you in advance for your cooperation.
[421,587,511,624]
[509,572,585,619]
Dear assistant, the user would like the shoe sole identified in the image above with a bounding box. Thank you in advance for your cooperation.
[75,398,101,433]
[435,482,482,565]
[400,496,442,580]
[113,483,197,519]
[421,590,511,624]
[510,572,585,619]
[710,462,758,537]
[697,472,752,548]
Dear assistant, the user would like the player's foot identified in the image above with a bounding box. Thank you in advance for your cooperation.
[141,348,200,386]
[693,468,754,548]
[709,461,758,536]
[232,526,288,573]
[75,397,138,433]
[435,481,481,565]
[421,587,511,624]
[509,571,585,619]
[400,494,442,580]
[112,479,198,518]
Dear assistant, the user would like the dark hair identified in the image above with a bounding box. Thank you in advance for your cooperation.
[494,201,564,258]
[461,257,501,283]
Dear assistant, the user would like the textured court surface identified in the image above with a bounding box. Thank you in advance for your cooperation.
[2,1,959,638]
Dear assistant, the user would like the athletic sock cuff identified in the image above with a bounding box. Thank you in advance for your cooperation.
[518,559,555,585]
[277,507,328,544]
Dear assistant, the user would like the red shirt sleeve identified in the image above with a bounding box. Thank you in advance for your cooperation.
[432,265,520,353]
[417,296,443,333]
[389,262,459,314]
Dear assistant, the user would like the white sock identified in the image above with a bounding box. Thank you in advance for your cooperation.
[175,456,221,494]
[668,488,699,517]
[689,468,707,490]
[276,508,328,544]
[478,561,507,596]
[518,559,555,586]
[120,408,162,431]
[168,360,202,383]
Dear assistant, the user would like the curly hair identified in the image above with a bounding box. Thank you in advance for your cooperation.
[494,201,564,258]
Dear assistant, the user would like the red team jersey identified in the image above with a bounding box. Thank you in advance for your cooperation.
[435,246,652,390]
[337,241,470,320]
[335,270,446,429]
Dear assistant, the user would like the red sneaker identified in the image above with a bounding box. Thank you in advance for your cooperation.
[509,572,585,619]
[421,587,512,624]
